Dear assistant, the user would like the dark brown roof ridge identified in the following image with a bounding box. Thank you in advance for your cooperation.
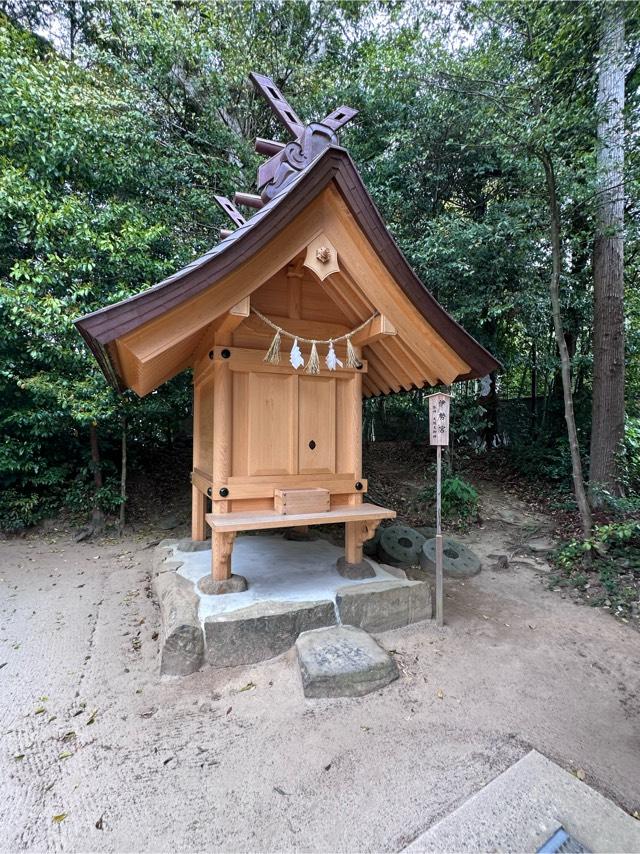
[75,145,499,387]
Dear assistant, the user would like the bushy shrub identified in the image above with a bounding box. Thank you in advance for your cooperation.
[554,520,640,616]
[441,475,479,520]
[64,464,123,518]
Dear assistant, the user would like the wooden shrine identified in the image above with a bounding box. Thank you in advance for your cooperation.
[76,72,498,594]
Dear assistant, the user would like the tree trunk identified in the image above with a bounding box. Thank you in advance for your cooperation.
[542,152,593,539]
[89,421,105,532]
[590,2,625,499]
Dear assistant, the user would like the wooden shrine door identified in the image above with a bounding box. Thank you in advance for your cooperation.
[297,376,336,475]
[237,371,339,478]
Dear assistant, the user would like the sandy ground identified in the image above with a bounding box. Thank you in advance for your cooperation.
[1,489,639,853]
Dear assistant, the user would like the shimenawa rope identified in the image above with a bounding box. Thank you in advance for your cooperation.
[251,306,377,373]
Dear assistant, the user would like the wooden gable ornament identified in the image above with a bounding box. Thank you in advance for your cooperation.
[303,234,340,281]
[75,72,499,593]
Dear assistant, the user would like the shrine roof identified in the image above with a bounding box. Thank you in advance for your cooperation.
[75,144,499,392]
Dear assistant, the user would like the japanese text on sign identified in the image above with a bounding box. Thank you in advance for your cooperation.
[428,393,450,446]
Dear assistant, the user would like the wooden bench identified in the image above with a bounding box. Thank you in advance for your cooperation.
[204,503,396,589]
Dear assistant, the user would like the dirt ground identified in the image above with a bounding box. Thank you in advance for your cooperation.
[1,486,639,853]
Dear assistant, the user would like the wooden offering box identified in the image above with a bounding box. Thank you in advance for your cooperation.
[274,488,330,515]
[76,72,498,593]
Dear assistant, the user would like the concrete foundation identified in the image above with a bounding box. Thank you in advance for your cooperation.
[155,535,432,673]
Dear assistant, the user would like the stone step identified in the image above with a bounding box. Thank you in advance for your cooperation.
[296,625,399,698]
[404,750,640,853]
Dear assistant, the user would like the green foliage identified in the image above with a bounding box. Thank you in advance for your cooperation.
[440,476,479,521]
[619,416,640,495]
[508,434,574,484]
[0,15,210,527]
[0,0,638,529]
[555,520,640,616]
[64,465,123,517]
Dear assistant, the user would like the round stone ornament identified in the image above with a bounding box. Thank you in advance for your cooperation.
[419,537,481,578]
[378,525,426,566]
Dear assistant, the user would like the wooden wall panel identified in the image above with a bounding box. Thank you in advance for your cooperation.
[301,272,348,324]
[231,372,249,476]
[195,377,214,475]
[250,268,289,315]
[336,374,360,477]
[247,372,297,476]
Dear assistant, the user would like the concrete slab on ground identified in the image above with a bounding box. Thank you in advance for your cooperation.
[405,749,640,854]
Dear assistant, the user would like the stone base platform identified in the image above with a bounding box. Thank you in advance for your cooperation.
[153,535,432,676]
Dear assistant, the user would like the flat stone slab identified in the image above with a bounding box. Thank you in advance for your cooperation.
[336,580,431,633]
[404,750,640,853]
[526,534,557,554]
[296,625,399,698]
[205,599,336,668]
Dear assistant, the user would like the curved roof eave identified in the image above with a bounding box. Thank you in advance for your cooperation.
[75,145,500,388]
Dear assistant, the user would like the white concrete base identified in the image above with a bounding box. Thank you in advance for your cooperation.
[405,750,640,853]
[175,535,404,624]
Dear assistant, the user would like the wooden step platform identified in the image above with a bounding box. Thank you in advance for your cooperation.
[204,503,396,592]
[205,503,395,533]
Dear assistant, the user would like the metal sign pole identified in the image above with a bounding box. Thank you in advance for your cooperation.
[428,391,450,628]
[436,444,443,627]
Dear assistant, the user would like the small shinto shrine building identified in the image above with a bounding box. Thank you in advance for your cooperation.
[76,73,498,595]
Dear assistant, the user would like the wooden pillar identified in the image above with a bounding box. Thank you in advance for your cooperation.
[191,486,206,541]
[345,521,363,564]
[346,368,363,508]
[211,343,233,579]
[345,519,381,567]
[191,378,207,541]
[212,531,236,581]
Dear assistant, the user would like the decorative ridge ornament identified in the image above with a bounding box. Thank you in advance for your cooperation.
[249,72,358,203]
[252,307,375,373]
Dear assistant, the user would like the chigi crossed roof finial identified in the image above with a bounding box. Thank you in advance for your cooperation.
[215,72,358,238]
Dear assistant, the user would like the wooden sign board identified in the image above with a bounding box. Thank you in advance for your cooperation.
[428,392,451,446]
